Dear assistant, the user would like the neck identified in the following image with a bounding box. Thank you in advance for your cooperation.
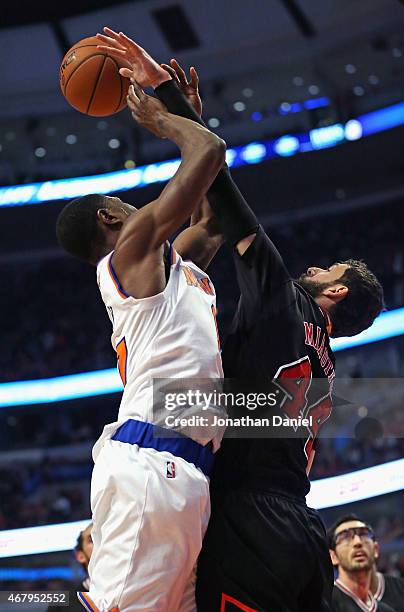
[338,567,372,603]
[96,242,115,263]
[315,300,333,335]
[370,567,380,595]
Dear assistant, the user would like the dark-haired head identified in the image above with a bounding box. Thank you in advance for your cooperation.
[56,194,135,265]
[327,514,379,573]
[327,514,367,550]
[75,523,93,571]
[297,260,384,337]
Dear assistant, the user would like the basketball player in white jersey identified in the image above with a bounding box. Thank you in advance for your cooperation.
[56,81,226,611]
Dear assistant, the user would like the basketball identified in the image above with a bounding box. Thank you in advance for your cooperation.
[59,36,130,117]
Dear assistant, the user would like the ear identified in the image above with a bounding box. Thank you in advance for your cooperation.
[374,541,380,560]
[75,550,86,565]
[322,284,348,304]
[97,208,122,227]
[329,549,339,567]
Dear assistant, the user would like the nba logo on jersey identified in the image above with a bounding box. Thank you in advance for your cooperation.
[166,461,176,478]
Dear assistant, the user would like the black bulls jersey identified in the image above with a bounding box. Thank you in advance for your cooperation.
[375,573,404,612]
[212,226,336,499]
[332,581,397,611]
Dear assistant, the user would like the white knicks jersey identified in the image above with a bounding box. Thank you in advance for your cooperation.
[94,246,224,455]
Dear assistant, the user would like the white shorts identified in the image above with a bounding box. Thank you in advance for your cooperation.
[79,437,210,612]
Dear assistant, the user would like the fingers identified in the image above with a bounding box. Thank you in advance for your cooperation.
[131,79,145,99]
[103,26,121,40]
[127,81,148,123]
[170,58,188,86]
[189,66,199,88]
[127,85,139,114]
[127,80,145,107]
[118,31,143,55]
[100,27,143,57]
[96,33,126,51]
[97,44,126,58]
[119,67,133,79]
[168,59,199,90]
[160,63,180,83]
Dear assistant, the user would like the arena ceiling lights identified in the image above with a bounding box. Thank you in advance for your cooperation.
[0,102,403,207]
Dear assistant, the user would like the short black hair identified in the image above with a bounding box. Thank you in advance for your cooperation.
[74,523,92,552]
[56,194,110,263]
[75,530,85,553]
[330,259,384,337]
[327,514,373,549]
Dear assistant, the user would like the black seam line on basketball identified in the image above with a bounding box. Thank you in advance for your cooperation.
[113,57,124,113]
[63,53,107,92]
[61,45,102,89]
[87,55,107,115]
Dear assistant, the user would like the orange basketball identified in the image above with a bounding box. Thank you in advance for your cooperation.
[59,36,130,117]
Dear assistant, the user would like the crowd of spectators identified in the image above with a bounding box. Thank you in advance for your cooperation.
[311,437,404,479]
[0,454,91,530]
[2,258,113,382]
[2,198,403,383]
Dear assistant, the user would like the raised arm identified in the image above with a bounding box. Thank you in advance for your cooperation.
[96,28,258,258]
[153,70,258,256]
[112,81,225,297]
[98,29,294,319]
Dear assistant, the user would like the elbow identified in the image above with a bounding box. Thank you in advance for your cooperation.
[205,135,226,168]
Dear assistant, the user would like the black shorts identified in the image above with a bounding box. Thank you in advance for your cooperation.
[196,489,333,612]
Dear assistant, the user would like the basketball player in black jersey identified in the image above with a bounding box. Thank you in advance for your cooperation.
[328,515,404,612]
[97,29,384,612]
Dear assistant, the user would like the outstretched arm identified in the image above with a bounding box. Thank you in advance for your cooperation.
[112,81,225,297]
[97,29,294,320]
[97,28,258,257]
[154,69,259,256]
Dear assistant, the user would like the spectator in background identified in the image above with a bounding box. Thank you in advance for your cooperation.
[328,514,404,611]
[47,523,92,612]
[74,523,93,583]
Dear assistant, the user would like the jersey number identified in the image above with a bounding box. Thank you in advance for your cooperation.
[276,358,332,467]
[116,337,128,387]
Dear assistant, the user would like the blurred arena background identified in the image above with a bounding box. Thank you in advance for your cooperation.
[1,0,404,609]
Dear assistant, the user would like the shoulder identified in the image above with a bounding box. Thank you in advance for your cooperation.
[331,584,349,608]
[379,602,399,612]
[384,573,404,594]
[384,573,404,586]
